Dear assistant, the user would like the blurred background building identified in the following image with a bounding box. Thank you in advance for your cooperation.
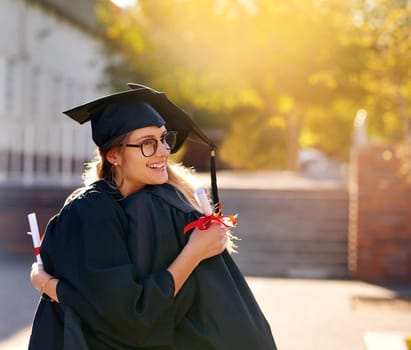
[0,0,106,187]
[0,0,110,256]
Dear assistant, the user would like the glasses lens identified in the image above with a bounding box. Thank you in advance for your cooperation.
[164,131,177,151]
[140,132,178,157]
[141,139,157,157]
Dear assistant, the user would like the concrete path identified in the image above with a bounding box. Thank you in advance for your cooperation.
[1,255,410,350]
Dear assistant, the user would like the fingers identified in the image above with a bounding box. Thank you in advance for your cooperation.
[30,262,46,287]
[31,262,44,273]
[211,224,228,246]
[201,222,236,255]
[221,234,228,246]
[190,226,227,259]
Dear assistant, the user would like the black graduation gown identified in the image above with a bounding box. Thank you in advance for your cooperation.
[29,180,277,350]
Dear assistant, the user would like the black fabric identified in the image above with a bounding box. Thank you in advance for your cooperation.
[29,297,64,349]
[90,101,165,147]
[29,181,277,349]
[122,184,277,349]
[126,84,213,149]
[63,307,90,350]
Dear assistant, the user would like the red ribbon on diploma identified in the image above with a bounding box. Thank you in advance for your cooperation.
[34,247,41,256]
[184,207,237,235]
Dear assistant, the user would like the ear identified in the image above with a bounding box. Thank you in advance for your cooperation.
[106,148,120,166]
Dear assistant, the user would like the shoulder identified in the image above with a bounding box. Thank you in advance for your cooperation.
[123,183,195,214]
[61,180,125,220]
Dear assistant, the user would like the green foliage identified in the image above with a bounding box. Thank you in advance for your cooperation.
[96,0,411,170]
[220,108,287,169]
[343,0,411,143]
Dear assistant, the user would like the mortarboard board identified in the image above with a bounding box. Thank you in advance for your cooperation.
[63,83,220,206]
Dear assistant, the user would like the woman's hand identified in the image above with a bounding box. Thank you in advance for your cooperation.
[30,263,48,292]
[30,263,59,302]
[187,223,228,262]
[167,223,228,296]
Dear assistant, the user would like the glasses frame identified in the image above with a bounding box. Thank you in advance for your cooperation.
[120,131,178,157]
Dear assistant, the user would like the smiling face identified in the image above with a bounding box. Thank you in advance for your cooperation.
[107,125,171,196]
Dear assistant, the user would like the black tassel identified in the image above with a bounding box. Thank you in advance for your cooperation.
[210,146,219,208]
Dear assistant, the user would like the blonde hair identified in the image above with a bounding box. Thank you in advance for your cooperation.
[167,162,202,211]
[82,134,126,187]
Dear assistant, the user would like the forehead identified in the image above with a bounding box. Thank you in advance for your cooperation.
[128,125,167,140]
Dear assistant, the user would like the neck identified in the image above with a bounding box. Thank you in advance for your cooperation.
[117,181,145,198]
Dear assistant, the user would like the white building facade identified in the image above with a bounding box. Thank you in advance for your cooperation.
[0,0,108,186]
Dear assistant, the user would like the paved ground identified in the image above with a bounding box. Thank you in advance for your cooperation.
[1,255,410,350]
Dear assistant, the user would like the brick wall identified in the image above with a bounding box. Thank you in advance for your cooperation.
[349,144,411,283]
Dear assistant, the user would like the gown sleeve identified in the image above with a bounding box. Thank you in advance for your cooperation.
[122,185,198,325]
[40,189,179,348]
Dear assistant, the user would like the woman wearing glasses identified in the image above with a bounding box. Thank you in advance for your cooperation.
[29,85,277,350]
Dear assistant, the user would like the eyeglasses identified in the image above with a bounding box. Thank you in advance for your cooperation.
[120,131,178,157]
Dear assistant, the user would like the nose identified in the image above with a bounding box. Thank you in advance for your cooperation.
[156,140,170,156]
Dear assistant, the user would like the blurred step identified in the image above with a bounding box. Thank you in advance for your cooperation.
[221,188,349,278]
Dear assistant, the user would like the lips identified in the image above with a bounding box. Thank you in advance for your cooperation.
[148,160,166,169]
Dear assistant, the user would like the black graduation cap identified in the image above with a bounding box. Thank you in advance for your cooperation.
[63,83,220,206]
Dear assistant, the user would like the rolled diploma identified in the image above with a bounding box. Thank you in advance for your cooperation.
[28,212,43,264]
[195,188,213,216]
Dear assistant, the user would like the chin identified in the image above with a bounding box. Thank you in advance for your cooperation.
[151,172,168,185]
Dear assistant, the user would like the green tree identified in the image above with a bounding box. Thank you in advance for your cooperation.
[95,0,411,171]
